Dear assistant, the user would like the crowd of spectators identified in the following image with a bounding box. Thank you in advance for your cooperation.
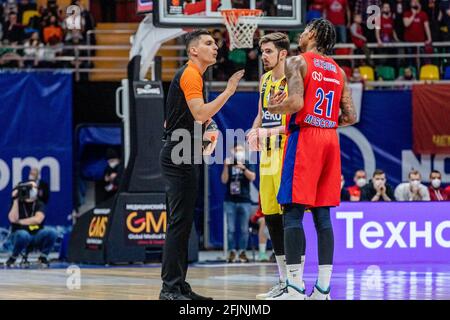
[211,0,450,81]
[341,168,450,202]
[0,0,94,68]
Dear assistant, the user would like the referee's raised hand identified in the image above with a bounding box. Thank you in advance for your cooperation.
[225,69,245,96]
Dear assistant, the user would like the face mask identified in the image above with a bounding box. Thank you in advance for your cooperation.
[235,151,245,163]
[109,160,119,168]
[356,178,367,188]
[28,175,36,181]
[29,187,38,200]
[410,180,421,188]
[431,179,441,189]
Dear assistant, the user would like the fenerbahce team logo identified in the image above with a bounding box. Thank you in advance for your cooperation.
[66,5,81,30]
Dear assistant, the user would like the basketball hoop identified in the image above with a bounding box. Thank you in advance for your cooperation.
[221,9,263,50]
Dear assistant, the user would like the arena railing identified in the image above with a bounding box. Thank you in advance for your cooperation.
[0,41,449,84]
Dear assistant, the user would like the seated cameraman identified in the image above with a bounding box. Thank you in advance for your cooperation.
[6,181,57,267]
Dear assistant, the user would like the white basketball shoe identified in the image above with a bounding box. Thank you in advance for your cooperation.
[308,283,331,300]
[256,282,286,300]
[265,284,306,300]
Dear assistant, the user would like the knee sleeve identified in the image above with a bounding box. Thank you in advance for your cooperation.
[265,214,284,256]
[283,204,305,229]
[311,207,333,231]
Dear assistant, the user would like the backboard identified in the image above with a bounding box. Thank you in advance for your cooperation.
[153,0,303,29]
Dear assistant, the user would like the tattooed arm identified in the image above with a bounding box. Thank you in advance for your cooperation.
[267,56,305,114]
[338,68,357,127]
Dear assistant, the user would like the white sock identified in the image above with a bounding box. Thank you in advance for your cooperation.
[259,243,266,254]
[286,264,304,290]
[317,265,333,291]
[299,255,305,278]
[275,255,287,284]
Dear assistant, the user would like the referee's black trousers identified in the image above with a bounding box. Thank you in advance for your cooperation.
[160,142,200,293]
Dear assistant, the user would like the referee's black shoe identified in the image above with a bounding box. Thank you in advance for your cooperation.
[182,282,213,300]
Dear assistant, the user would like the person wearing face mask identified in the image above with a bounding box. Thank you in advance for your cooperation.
[103,148,122,200]
[340,175,350,201]
[360,169,395,201]
[403,0,432,66]
[27,167,50,204]
[6,181,58,267]
[375,3,400,68]
[395,169,430,201]
[221,143,256,264]
[347,169,367,201]
[428,170,448,201]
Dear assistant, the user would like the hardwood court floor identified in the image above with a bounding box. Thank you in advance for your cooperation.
[1,262,450,300]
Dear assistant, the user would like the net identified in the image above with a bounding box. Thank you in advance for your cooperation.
[221,9,263,50]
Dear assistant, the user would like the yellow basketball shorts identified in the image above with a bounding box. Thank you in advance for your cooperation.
[259,135,284,215]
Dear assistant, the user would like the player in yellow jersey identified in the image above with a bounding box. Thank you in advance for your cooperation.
[247,32,306,300]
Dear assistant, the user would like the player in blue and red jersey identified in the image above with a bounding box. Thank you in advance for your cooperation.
[266,18,357,300]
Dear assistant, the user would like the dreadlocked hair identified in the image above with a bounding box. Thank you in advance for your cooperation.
[306,18,336,55]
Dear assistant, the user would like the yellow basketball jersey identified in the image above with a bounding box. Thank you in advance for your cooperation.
[260,71,288,149]
[259,71,288,215]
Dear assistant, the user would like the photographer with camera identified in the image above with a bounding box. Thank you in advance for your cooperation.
[221,143,256,263]
[28,167,50,204]
[5,181,57,267]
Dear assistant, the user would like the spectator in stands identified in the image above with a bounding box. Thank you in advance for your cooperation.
[428,170,448,201]
[351,13,373,66]
[341,174,350,201]
[424,0,442,41]
[350,66,364,83]
[23,31,44,67]
[403,0,432,65]
[17,0,36,24]
[3,0,18,18]
[395,169,430,201]
[28,167,50,204]
[377,3,400,45]
[245,31,261,81]
[103,148,122,199]
[212,29,229,80]
[306,0,324,23]
[40,34,63,68]
[43,14,63,44]
[445,185,450,198]
[396,66,415,80]
[347,169,367,201]
[221,143,256,263]
[2,12,25,44]
[360,169,395,201]
[323,0,351,43]
[6,181,58,267]
[354,0,382,42]
[393,0,405,40]
[71,0,96,41]
[376,3,400,67]
[440,0,450,43]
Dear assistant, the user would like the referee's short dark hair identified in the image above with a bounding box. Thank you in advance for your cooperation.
[185,29,212,52]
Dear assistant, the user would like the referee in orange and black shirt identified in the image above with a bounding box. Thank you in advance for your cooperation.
[159,29,244,300]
